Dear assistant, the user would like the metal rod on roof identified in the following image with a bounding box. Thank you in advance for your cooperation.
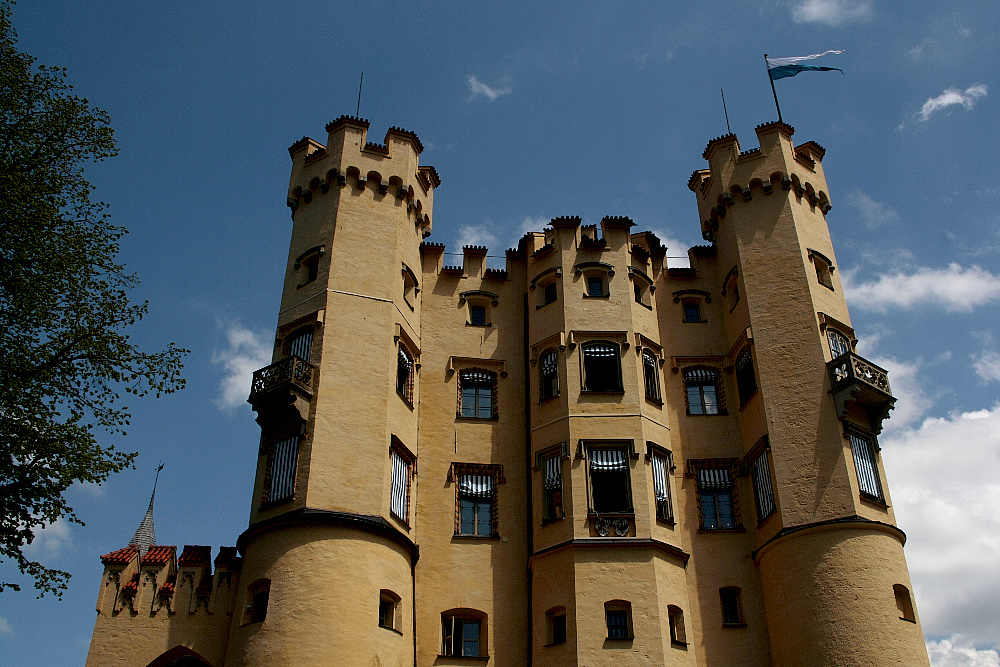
[357,71,364,117]
[721,88,731,134]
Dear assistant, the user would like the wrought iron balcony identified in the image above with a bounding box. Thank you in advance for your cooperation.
[248,356,316,405]
[827,352,895,433]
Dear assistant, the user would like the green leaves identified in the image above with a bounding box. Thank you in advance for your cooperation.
[0,1,187,597]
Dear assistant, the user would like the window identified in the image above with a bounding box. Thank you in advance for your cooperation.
[469,304,487,326]
[539,350,559,402]
[724,269,740,312]
[442,611,486,657]
[604,600,633,640]
[630,268,654,308]
[828,329,851,359]
[379,590,401,631]
[543,281,557,306]
[461,290,497,327]
[266,434,300,504]
[285,327,313,362]
[667,605,687,645]
[848,430,884,502]
[452,464,502,537]
[810,249,835,289]
[244,579,270,624]
[684,367,724,415]
[587,275,605,297]
[389,440,415,524]
[294,245,324,288]
[894,584,916,622]
[749,444,776,523]
[546,607,567,645]
[683,300,701,323]
[735,348,757,406]
[396,346,414,404]
[587,446,632,514]
[720,587,745,626]
[690,460,740,530]
[459,369,496,419]
[642,349,660,402]
[401,263,418,310]
[649,448,673,522]
[542,452,564,522]
[581,341,622,392]
[576,262,614,299]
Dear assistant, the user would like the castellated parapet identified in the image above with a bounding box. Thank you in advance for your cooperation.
[86,119,929,667]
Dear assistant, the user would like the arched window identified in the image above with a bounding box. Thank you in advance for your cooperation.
[581,341,622,392]
[442,609,488,657]
[828,329,851,359]
[684,367,724,415]
[809,249,836,290]
[401,263,419,310]
[397,345,414,405]
[293,245,324,289]
[458,369,497,419]
[642,349,660,402]
[539,350,559,402]
[894,584,916,622]
[379,589,402,631]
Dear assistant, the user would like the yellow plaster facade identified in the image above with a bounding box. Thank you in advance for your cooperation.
[85,117,929,666]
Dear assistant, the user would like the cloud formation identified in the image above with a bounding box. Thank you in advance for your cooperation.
[790,0,872,25]
[844,190,900,230]
[973,350,1000,383]
[0,616,10,635]
[882,407,1000,650]
[916,85,988,122]
[467,75,511,101]
[843,263,1000,312]
[926,636,1000,667]
[211,322,273,411]
[23,518,73,557]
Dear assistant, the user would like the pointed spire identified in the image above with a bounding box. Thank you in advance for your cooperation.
[129,463,163,557]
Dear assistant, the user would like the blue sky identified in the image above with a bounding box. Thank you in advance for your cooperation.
[3,1,999,664]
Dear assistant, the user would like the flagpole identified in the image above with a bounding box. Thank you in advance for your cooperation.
[764,54,783,124]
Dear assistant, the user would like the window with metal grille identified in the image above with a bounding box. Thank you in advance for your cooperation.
[390,448,413,523]
[642,349,660,402]
[750,446,776,522]
[587,275,606,297]
[469,304,487,326]
[848,431,884,502]
[651,450,673,522]
[459,369,496,419]
[542,453,564,521]
[397,346,414,404]
[588,447,632,514]
[690,460,741,530]
[581,342,622,392]
[735,348,757,406]
[267,435,299,503]
[540,350,559,402]
[720,587,744,626]
[684,367,723,415]
[683,300,702,323]
[604,600,632,639]
[286,328,313,362]
[828,329,851,359]
[442,612,485,657]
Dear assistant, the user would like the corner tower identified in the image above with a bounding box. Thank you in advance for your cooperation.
[231,117,436,665]
[688,122,928,666]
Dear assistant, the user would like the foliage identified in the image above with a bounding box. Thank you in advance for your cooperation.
[0,2,186,596]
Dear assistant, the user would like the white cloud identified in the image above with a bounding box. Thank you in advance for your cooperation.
[211,322,273,411]
[916,85,988,122]
[871,356,934,432]
[455,222,499,250]
[927,636,1000,667]
[790,0,872,26]
[844,190,900,230]
[467,75,511,101]
[973,351,1000,383]
[881,407,1000,649]
[23,518,73,557]
[0,616,11,635]
[843,263,1000,313]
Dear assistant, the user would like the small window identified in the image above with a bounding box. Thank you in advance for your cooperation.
[691,461,740,530]
[735,348,757,406]
[588,446,632,514]
[459,369,497,419]
[379,589,401,631]
[402,264,419,309]
[724,270,741,312]
[396,345,414,405]
[285,327,314,362]
[604,600,633,640]
[581,341,623,392]
[266,434,300,504]
[894,584,916,622]
[684,367,724,415]
[442,611,486,657]
[667,605,687,645]
[244,579,270,624]
[828,329,851,359]
[630,268,654,309]
[389,440,415,524]
[749,445,776,523]
[587,275,605,297]
[469,304,487,326]
[542,452,564,522]
[810,250,835,290]
[545,607,567,645]
[539,350,559,402]
[683,300,702,323]
[453,464,502,537]
[650,449,673,522]
[720,587,745,626]
[294,245,324,288]
[642,349,661,402]
[543,281,558,306]
[462,291,497,327]
[848,431,884,502]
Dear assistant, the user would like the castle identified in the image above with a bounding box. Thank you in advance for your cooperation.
[85,116,930,666]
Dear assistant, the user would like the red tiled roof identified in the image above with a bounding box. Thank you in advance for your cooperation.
[140,545,175,566]
[122,573,139,595]
[159,574,177,597]
[100,546,138,565]
[177,545,211,567]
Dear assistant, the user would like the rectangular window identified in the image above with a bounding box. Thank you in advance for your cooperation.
[720,587,744,626]
[642,350,660,401]
[267,435,299,503]
[587,276,605,297]
[684,367,724,415]
[442,615,482,657]
[544,281,557,305]
[651,450,673,522]
[543,453,564,521]
[588,447,632,514]
[735,348,757,406]
[606,610,628,638]
[849,431,884,502]
[581,341,623,392]
[550,612,567,644]
[683,301,701,323]
[459,369,496,419]
[668,605,686,645]
[750,446,776,522]
[390,449,412,523]
[690,460,740,530]
[453,464,503,537]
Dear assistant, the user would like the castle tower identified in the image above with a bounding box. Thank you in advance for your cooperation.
[232,116,436,665]
[687,121,928,666]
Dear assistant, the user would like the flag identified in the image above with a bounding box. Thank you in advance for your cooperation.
[767,50,845,80]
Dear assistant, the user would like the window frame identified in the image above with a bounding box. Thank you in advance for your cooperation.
[628,267,654,309]
[893,584,916,623]
[461,290,497,328]
[284,325,315,363]
[378,589,402,632]
[396,344,415,406]
[262,426,303,507]
[646,443,674,524]
[293,245,325,289]
[683,366,725,415]
[719,587,746,627]
[452,463,504,538]
[846,426,885,504]
[604,600,634,640]
[457,368,498,420]
[808,248,836,290]
[723,267,741,313]
[545,607,567,646]
[580,340,623,393]
[401,263,419,310]
[667,605,687,646]
[539,349,560,403]
[441,609,487,658]
[584,441,634,516]
[539,446,566,523]
[575,261,614,299]
[642,348,661,403]
[243,578,271,625]
[735,347,758,407]
[827,328,852,359]
[689,459,742,531]
[389,437,416,525]
[747,438,776,524]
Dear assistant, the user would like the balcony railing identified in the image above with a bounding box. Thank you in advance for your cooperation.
[827,352,895,433]
[249,356,316,404]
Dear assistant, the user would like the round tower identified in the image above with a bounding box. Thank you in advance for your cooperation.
[688,121,929,666]
[228,117,436,665]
